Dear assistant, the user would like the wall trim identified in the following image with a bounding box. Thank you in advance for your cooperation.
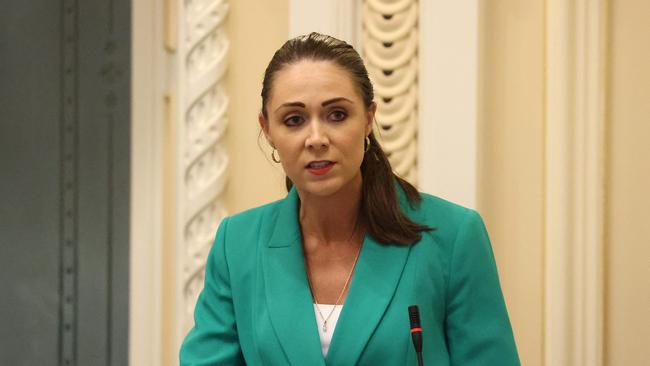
[130,0,164,363]
[544,0,606,365]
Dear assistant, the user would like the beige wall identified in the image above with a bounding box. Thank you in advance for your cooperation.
[477,1,545,365]
[605,0,650,364]
[225,0,288,214]
[478,0,650,365]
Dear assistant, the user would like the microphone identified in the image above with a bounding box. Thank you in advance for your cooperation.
[408,305,424,366]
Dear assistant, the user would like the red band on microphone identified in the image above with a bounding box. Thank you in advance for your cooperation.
[410,327,423,333]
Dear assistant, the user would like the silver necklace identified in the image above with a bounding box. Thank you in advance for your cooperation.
[306,226,362,333]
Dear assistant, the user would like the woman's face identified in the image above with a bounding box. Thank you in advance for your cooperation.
[260,60,375,198]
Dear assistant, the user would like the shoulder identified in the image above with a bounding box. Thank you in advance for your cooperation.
[416,192,481,228]
[214,197,286,247]
[411,192,486,247]
[210,197,287,268]
[418,192,476,220]
[224,197,284,230]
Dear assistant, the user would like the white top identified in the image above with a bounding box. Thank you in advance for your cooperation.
[313,303,343,358]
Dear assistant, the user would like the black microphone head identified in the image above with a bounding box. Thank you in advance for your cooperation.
[408,305,421,328]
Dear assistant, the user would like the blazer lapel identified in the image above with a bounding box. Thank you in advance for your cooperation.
[262,189,326,366]
[325,235,412,366]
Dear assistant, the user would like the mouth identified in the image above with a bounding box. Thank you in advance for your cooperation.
[305,160,335,176]
[306,160,334,168]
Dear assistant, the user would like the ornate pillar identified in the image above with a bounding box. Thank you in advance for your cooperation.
[131,0,230,362]
[363,0,420,184]
[166,0,230,350]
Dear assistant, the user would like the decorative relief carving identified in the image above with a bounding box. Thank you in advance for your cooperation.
[187,30,228,82]
[363,0,419,184]
[185,84,228,163]
[180,0,229,331]
[184,200,227,315]
[185,0,228,45]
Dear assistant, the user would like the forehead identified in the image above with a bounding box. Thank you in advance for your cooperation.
[269,60,361,106]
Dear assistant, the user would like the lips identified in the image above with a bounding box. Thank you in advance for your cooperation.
[306,160,335,176]
[306,160,333,168]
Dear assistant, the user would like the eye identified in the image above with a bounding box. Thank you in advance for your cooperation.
[329,110,347,122]
[283,115,304,126]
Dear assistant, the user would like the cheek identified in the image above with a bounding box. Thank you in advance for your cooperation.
[344,135,366,166]
[275,141,303,174]
[276,140,299,158]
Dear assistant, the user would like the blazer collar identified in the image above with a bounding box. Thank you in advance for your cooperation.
[263,187,413,366]
[325,235,411,366]
[267,187,302,248]
[263,188,325,365]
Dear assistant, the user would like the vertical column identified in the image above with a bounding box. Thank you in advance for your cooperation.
[130,0,165,363]
[362,0,420,184]
[170,0,231,348]
[544,0,606,365]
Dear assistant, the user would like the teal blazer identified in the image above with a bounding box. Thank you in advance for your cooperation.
[180,188,520,365]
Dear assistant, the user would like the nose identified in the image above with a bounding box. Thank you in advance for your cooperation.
[305,119,329,150]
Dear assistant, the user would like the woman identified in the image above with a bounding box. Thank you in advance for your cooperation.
[180,32,520,365]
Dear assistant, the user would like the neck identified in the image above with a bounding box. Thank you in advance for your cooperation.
[297,174,363,244]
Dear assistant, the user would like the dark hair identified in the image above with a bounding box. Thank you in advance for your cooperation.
[261,32,432,245]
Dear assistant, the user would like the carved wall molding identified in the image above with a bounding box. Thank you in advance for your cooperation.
[173,0,230,342]
[131,0,230,360]
[362,0,419,184]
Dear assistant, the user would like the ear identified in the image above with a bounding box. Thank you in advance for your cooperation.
[365,102,377,136]
[258,112,274,147]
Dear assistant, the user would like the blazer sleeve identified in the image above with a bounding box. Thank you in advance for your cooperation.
[179,217,246,366]
[444,210,521,366]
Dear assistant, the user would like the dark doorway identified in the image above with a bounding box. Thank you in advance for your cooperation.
[0,1,130,365]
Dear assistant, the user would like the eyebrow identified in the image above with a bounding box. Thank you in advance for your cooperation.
[274,97,354,112]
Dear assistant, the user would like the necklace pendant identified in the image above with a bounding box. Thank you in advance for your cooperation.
[322,321,328,332]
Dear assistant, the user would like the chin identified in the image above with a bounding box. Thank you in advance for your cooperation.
[300,182,343,197]
[297,176,359,198]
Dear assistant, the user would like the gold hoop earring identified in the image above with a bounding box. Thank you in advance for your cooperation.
[364,136,371,153]
[271,148,281,163]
